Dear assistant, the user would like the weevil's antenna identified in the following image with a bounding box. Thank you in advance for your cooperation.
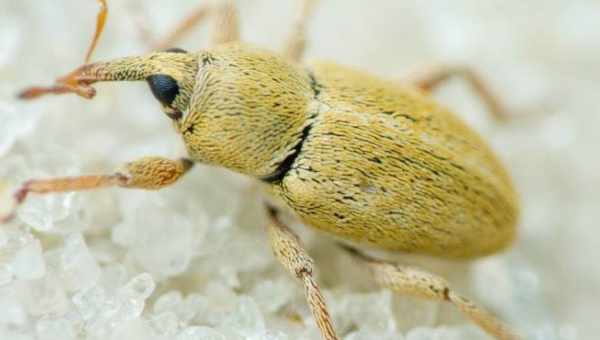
[85,0,108,63]
[18,0,108,100]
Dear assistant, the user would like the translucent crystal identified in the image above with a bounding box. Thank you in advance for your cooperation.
[18,192,80,233]
[331,290,396,333]
[20,273,69,317]
[0,13,20,67]
[153,291,183,314]
[405,326,484,340]
[0,263,13,285]
[72,285,107,321]
[119,273,156,301]
[0,296,27,326]
[10,151,84,234]
[194,282,239,326]
[36,318,76,340]
[108,319,156,340]
[345,329,402,340]
[114,194,195,277]
[251,278,294,313]
[0,180,12,220]
[11,238,46,280]
[220,296,265,338]
[0,101,36,156]
[176,294,208,324]
[150,311,181,335]
[111,273,156,325]
[100,264,128,292]
[60,233,101,292]
[176,326,226,340]
[0,330,35,340]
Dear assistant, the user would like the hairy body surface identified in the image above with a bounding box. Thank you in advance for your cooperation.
[180,44,518,259]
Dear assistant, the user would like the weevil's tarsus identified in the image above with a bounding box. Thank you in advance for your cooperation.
[407,64,511,121]
[84,0,108,63]
[0,157,193,224]
[341,245,522,340]
[18,83,96,100]
[18,0,107,100]
[18,63,101,100]
[284,0,317,62]
[266,205,340,340]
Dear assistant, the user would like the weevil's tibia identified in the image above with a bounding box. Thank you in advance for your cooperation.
[152,0,239,50]
[84,0,108,63]
[407,64,511,121]
[284,0,317,62]
[0,157,193,224]
[152,4,211,50]
[266,205,340,340]
[341,245,522,340]
[209,0,240,46]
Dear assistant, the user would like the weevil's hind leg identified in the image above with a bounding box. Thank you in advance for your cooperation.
[152,0,239,50]
[265,205,340,340]
[152,3,212,50]
[283,0,317,62]
[0,157,193,224]
[209,0,240,46]
[406,65,510,121]
[340,246,521,340]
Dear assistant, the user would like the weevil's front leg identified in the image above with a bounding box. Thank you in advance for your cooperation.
[1,157,192,223]
[407,65,510,121]
[283,0,317,62]
[341,246,521,340]
[265,205,340,340]
[153,0,239,50]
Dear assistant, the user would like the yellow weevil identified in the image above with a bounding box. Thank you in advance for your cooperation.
[4,1,521,339]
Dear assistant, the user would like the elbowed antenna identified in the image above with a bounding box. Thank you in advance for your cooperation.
[18,55,158,100]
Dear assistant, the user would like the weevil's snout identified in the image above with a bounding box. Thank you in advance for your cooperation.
[18,48,198,110]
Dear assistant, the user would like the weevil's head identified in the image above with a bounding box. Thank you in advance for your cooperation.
[27,44,318,179]
[63,47,199,121]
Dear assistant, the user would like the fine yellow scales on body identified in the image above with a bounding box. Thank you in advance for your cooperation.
[3,1,521,339]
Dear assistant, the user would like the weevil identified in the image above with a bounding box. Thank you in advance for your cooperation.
[3,1,521,339]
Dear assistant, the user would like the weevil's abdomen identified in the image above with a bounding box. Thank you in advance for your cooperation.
[272,62,519,259]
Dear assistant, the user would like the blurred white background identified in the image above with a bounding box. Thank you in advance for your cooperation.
[1,1,599,339]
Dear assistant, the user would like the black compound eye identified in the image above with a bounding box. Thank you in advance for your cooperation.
[146,74,179,106]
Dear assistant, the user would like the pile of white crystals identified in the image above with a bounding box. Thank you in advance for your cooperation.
[1,0,599,339]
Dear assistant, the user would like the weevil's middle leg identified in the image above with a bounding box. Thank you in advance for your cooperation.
[406,65,510,121]
[152,0,239,50]
[265,205,340,340]
[0,157,192,224]
[340,245,521,340]
[283,0,317,62]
